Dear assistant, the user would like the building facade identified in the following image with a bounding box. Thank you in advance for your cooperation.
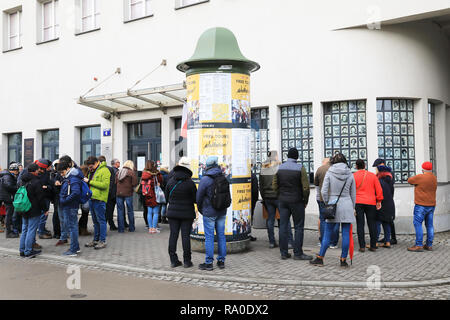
[1,0,449,233]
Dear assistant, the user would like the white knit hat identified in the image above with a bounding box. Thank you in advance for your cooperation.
[178,157,191,170]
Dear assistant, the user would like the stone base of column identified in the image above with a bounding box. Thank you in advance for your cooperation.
[190,238,251,254]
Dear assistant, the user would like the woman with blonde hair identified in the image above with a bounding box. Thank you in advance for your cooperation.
[116,160,138,233]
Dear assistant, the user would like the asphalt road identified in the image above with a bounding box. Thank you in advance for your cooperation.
[0,255,266,300]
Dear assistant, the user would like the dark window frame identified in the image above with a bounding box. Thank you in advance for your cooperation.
[250,107,269,175]
[8,132,22,164]
[80,126,101,165]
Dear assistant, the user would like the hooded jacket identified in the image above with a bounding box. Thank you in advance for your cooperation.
[321,163,356,224]
[116,167,138,198]
[87,161,111,203]
[196,165,228,217]
[141,170,163,207]
[59,167,84,209]
[21,172,47,218]
[164,166,197,220]
[0,170,18,203]
[377,173,395,222]
[160,167,170,190]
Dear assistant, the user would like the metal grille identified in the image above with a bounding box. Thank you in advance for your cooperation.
[323,100,367,170]
[428,102,436,175]
[250,108,269,175]
[377,99,415,183]
[280,104,314,175]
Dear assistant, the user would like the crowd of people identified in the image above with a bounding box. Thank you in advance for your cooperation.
[0,146,438,270]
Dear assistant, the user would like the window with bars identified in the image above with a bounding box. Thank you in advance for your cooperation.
[4,9,22,51]
[377,99,415,183]
[428,102,436,175]
[250,108,269,175]
[280,104,314,177]
[323,100,367,170]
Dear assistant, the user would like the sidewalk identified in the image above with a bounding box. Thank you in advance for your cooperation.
[1,213,449,289]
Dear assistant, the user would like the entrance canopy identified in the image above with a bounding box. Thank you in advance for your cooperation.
[77,82,186,115]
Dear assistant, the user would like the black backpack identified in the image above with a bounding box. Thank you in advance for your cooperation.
[211,175,231,210]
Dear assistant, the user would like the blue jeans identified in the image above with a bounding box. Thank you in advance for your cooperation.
[319,222,350,259]
[318,201,340,245]
[20,215,41,255]
[413,205,435,247]
[376,221,391,243]
[278,201,306,257]
[203,215,226,264]
[116,196,135,232]
[147,205,160,229]
[160,204,167,218]
[59,206,69,241]
[62,207,80,253]
[264,199,278,244]
[89,200,107,242]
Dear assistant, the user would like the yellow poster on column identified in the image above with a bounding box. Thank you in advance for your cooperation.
[231,74,250,101]
[186,74,199,102]
[232,183,251,211]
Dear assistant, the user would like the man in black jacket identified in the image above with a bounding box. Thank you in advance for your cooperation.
[105,157,119,231]
[249,163,259,241]
[0,163,20,238]
[35,159,54,239]
[19,163,49,258]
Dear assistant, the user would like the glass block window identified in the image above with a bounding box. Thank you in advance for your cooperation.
[428,102,436,175]
[280,104,314,176]
[324,100,367,170]
[377,99,415,183]
[250,108,269,175]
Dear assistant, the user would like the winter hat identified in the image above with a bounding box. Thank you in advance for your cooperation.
[372,158,385,167]
[377,165,392,173]
[287,148,299,160]
[206,156,218,168]
[177,157,191,170]
[422,161,433,171]
[35,159,49,169]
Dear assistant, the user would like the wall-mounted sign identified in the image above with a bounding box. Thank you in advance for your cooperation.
[103,128,111,137]
[24,138,34,167]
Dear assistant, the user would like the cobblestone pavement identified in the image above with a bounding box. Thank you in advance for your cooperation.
[1,213,450,300]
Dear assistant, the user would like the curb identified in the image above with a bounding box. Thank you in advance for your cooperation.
[1,247,449,289]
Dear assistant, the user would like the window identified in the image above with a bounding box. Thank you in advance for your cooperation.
[3,8,22,51]
[428,102,436,175]
[42,129,59,162]
[175,0,209,9]
[38,0,59,43]
[324,100,367,171]
[377,99,415,183]
[125,0,152,21]
[250,108,269,175]
[81,126,101,164]
[281,104,314,178]
[8,133,22,164]
[81,0,100,32]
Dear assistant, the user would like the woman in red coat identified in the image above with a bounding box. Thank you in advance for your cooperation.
[141,161,163,234]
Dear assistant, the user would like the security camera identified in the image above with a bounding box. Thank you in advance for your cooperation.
[102,112,112,120]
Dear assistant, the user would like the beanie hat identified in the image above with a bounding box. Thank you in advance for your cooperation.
[35,159,49,169]
[372,158,385,167]
[177,157,191,170]
[377,165,392,173]
[287,148,299,160]
[422,161,433,171]
[206,156,218,168]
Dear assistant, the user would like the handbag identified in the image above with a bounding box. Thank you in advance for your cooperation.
[323,180,347,220]
[135,178,142,194]
[154,176,166,204]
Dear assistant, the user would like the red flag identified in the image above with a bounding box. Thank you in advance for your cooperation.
[349,224,354,265]
[180,102,188,138]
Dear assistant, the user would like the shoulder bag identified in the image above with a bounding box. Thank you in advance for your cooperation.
[323,179,347,220]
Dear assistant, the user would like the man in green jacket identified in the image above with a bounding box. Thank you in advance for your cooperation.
[83,156,111,250]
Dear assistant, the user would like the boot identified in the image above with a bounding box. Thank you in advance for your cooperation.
[340,258,349,268]
[79,227,92,236]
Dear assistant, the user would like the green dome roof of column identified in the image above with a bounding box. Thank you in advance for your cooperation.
[176,27,260,74]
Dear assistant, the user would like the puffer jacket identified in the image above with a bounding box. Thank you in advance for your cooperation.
[59,168,84,209]
[87,161,111,203]
[321,162,356,224]
[164,166,197,220]
[259,162,280,200]
[377,173,395,222]
[141,170,163,207]
[116,167,138,198]
[0,170,18,203]
[21,172,47,218]
[196,166,228,217]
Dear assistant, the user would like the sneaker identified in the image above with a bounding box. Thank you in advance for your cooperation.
[33,243,42,250]
[407,245,424,252]
[39,233,52,240]
[329,245,338,249]
[171,260,182,268]
[294,254,313,261]
[62,250,78,257]
[76,249,81,254]
[184,261,194,268]
[85,240,98,248]
[55,240,68,246]
[217,261,225,269]
[390,239,398,245]
[340,259,349,268]
[309,256,324,266]
[20,251,25,257]
[155,228,161,233]
[25,250,42,258]
[6,232,19,239]
[423,245,433,251]
[269,242,278,249]
[199,263,213,271]
[281,253,292,260]
[94,241,107,250]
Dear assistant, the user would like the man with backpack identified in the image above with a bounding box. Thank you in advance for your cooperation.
[0,163,20,238]
[18,163,48,258]
[196,156,231,271]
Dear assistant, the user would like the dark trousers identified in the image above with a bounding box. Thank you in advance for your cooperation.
[52,200,61,236]
[168,218,193,264]
[390,221,396,240]
[78,204,89,229]
[143,206,149,226]
[105,197,117,228]
[5,203,15,234]
[355,204,378,249]
[278,201,305,257]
